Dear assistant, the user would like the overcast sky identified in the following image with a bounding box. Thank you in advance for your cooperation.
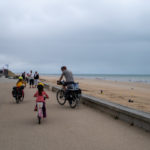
[0,0,150,74]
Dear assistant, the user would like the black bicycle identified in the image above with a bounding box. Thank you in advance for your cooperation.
[12,86,24,104]
[56,81,82,108]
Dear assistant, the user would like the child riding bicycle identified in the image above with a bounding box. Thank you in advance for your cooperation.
[12,76,26,98]
[34,83,49,118]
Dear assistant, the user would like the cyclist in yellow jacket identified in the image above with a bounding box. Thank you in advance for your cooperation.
[16,76,26,87]
[12,76,26,99]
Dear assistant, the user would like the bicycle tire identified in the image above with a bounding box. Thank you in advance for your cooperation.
[76,94,81,106]
[56,90,66,105]
[16,96,19,104]
[69,93,77,109]
[20,95,24,102]
[69,99,77,108]
[38,116,41,124]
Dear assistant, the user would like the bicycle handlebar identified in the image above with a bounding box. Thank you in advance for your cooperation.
[44,96,47,100]
[57,81,64,85]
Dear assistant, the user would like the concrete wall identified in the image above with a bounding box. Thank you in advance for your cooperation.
[43,82,150,132]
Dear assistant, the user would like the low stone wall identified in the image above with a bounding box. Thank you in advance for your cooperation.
[81,94,150,131]
[43,82,150,132]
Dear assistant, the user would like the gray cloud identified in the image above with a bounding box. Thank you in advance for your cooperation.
[0,0,150,74]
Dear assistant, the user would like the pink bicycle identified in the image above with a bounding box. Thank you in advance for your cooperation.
[36,96,47,124]
[37,102,44,124]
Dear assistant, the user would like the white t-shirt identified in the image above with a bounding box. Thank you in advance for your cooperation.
[29,73,34,80]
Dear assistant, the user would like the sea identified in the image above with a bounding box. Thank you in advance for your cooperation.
[42,74,150,84]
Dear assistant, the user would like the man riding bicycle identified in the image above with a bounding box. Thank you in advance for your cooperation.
[58,66,74,90]
[57,66,81,108]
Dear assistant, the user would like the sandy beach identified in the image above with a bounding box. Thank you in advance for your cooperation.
[40,76,150,113]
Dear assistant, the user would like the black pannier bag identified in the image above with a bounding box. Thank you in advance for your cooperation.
[75,89,81,94]
[12,87,17,97]
[12,86,24,97]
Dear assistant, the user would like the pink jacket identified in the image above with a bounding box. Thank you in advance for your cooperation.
[34,91,49,102]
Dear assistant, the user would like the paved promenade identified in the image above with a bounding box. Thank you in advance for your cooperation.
[0,78,150,150]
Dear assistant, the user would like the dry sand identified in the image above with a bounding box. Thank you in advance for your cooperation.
[0,77,150,150]
[40,76,150,113]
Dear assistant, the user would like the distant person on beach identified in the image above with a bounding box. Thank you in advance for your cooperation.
[34,71,39,88]
[58,66,74,90]
[22,72,26,80]
[29,70,34,88]
[26,73,29,83]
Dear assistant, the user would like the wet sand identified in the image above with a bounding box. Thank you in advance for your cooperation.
[40,76,150,113]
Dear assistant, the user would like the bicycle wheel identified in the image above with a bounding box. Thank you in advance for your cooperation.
[56,90,66,105]
[20,94,24,102]
[16,96,19,104]
[69,93,77,109]
[38,116,41,124]
[75,95,80,107]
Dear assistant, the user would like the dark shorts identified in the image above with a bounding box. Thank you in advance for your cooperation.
[63,81,74,86]
[30,79,34,85]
